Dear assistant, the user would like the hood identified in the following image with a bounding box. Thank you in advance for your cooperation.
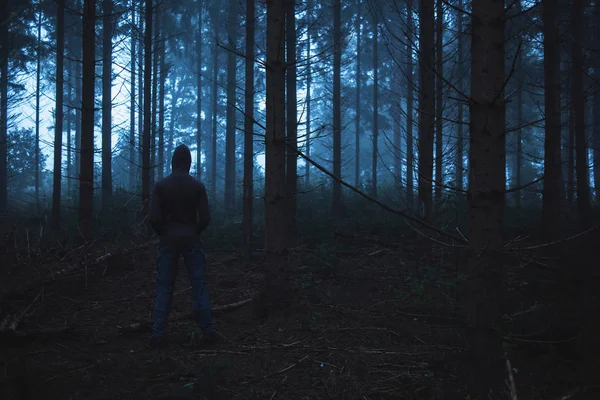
[172,144,192,173]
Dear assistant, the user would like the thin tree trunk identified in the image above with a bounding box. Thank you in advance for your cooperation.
[571,0,591,226]
[513,0,523,209]
[434,0,443,204]
[456,0,464,191]
[75,0,82,181]
[52,0,65,229]
[0,0,7,214]
[406,0,414,208]
[167,80,180,175]
[567,103,574,208]
[541,0,564,233]
[102,0,113,210]
[286,0,298,240]
[150,11,159,188]
[142,0,153,215]
[465,0,506,395]
[80,0,96,239]
[243,0,255,249]
[158,14,165,180]
[393,53,401,185]
[355,0,361,187]
[129,0,136,189]
[371,17,378,198]
[332,0,342,213]
[595,2,600,203]
[211,21,219,206]
[66,59,72,198]
[196,0,203,180]
[138,3,144,184]
[418,0,434,221]
[35,11,42,212]
[305,7,311,187]
[224,0,237,211]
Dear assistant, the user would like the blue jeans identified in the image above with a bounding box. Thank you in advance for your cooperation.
[152,242,215,338]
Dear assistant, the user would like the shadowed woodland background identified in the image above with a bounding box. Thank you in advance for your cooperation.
[1,0,599,399]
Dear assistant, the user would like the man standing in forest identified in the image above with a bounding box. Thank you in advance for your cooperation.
[147,144,216,348]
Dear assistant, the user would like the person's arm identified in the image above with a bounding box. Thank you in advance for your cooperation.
[149,183,165,235]
[196,183,211,233]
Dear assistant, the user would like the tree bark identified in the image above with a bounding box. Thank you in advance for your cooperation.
[465,0,506,396]
[541,0,565,233]
[35,11,42,212]
[286,0,298,239]
[80,0,96,240]
[263,0,287,310]
[571,0,591,226]
[354,0,361,187]
[305,6,311,187]
[167,80,180,176]
[243,0,255,250]
[150,10,159,188]
[406,0,414,208]
[371,17,378,198]
[129,0,136,189]
[142,0,153,215]
[594,2,600,203]
[434,0,443,204]
[455,0,464,191]
[196,0,203,181]
[211,10,219,206]
[158,13,166,180]
[332,0,343,213]
[224,0,238,211]
[0,0,7,214]
[418,0,434,220]
[102,0,113,210]
[52,0,65,229]
[75,0,82,182]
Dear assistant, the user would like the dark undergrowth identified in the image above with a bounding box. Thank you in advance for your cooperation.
[1,192,599,399]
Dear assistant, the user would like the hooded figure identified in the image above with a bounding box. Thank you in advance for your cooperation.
[147,144,216,348]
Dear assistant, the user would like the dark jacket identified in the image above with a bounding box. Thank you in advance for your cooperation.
[149,144,211,242]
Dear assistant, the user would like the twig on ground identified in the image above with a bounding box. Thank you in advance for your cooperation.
[505,356,518,400]
[242,355,309,384]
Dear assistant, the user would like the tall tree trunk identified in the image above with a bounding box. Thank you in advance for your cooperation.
[332,0,342,213]
[263,0,287,311]
[167,80,180,176]
[224,0,237,211]
[393,54,401,185]
[541,0,564,234]
[196,0,203,180]
[52,0,65,229]
[129,0,136,189]
[513,0,523,209]
[594,2,600,203]
[142,0,153,215]
[80,0,96,240]
[371,18,378,198]
[102,0,113,210]
[35,11,42,212]
[138,4,144,184]
[75,0,82,182]
[571,0,591,226]
[354,0,361,187]
[0,1,7,214]
[466,0,506,395]
[434,0,443,204]
[286,0,298,240]
[305,6,311,187]
[406,0,414,208]
[243,0,255,249]
[455,0,464,191]
[66,59,72,199]
[150,11,159,188]
[211,19,219,206]
[418,0,434,221]
[158,15,166,180]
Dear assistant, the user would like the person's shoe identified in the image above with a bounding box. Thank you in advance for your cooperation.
[148,335,168,349]
[182,331,218,348]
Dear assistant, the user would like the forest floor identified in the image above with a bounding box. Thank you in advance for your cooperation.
[1,222,599,399]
